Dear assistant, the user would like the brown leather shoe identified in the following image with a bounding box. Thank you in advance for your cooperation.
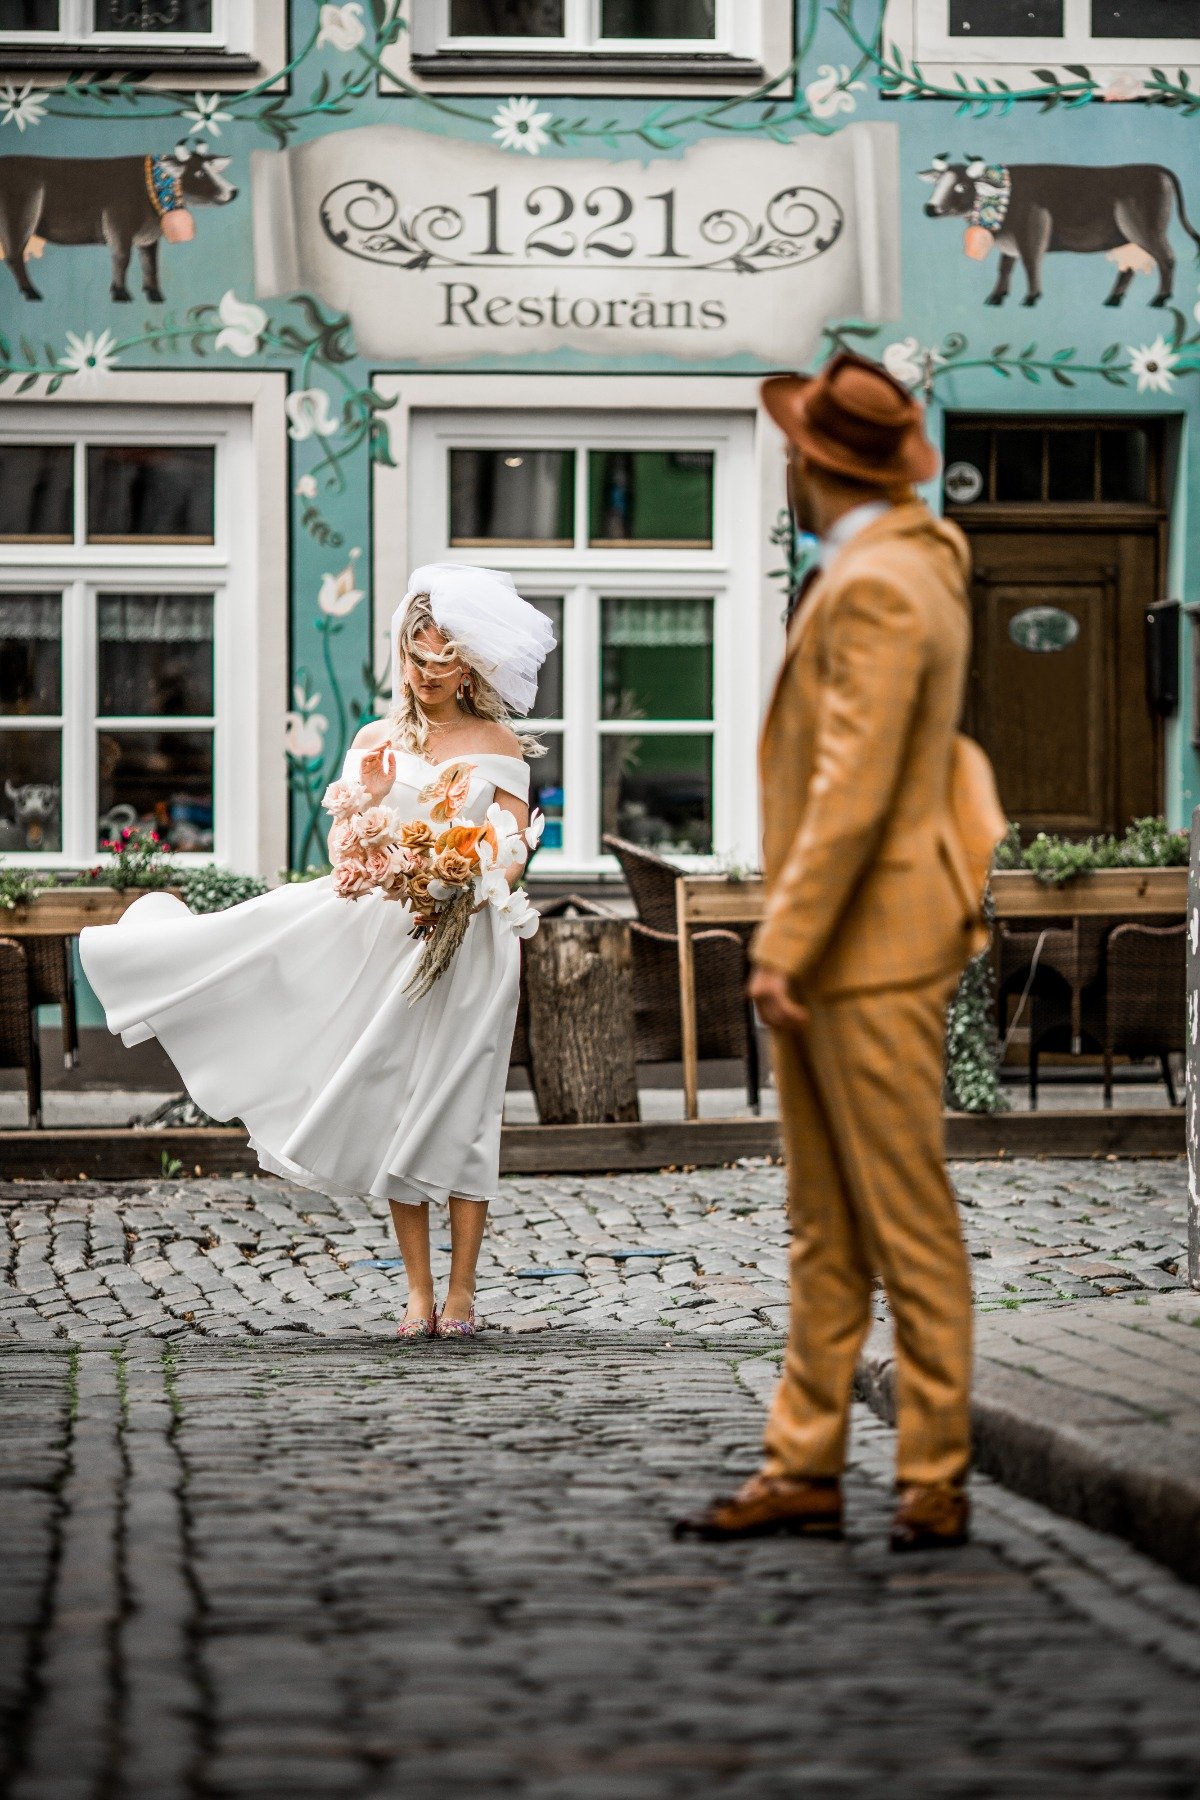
[673,1473,843,1542]
[889,1481,970,1552]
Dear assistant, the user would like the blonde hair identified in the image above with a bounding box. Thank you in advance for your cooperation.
[388,593,546,758]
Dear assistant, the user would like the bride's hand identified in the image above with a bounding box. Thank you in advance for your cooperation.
[359,744,396,802]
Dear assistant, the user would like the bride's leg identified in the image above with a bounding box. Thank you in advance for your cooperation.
[444,1196,488,1320]
[389,1199,435,1326]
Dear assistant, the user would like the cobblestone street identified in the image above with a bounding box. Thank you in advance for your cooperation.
[2,1164,1199,1798]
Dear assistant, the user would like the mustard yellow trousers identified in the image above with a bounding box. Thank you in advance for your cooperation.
[762,971,972,1488]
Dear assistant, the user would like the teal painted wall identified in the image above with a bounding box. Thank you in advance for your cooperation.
[3,0,1199,857]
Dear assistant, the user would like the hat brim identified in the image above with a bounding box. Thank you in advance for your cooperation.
[761,372,940,488]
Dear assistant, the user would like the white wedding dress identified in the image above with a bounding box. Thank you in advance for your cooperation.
[79,748,530,1207]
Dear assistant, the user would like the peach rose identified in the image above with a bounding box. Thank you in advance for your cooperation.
[322,779,361,817]
[420,760,474,823]
[435,848,474,887]
[399,819,435,850]
[332,859,371,900]
[363,845,392,887]
[327,817,358,861]
[406,872,434,911]
[354,805,393,849]
[359,743,396,802]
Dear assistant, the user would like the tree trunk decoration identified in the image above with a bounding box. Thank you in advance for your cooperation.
[525,918,640,1126]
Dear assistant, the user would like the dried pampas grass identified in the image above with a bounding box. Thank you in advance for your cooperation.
[404,886,476,1004]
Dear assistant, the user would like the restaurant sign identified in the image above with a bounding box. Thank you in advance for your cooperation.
[253,123,899,364]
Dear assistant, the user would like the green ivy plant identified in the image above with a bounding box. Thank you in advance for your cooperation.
[945,943,1008,1114]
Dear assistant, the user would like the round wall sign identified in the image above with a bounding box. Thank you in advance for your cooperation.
[1008,605,1081,654]
[944,460,984,504]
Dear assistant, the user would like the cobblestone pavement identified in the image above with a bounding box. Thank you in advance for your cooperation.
[0,1158,1189,1344]
[3,1335,1200,1800]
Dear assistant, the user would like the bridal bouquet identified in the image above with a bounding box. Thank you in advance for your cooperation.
[321,775,544,1003]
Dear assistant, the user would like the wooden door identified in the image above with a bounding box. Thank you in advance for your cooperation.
[964,529,1160,837]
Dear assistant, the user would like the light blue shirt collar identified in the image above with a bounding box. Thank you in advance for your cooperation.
[818,500,890,570]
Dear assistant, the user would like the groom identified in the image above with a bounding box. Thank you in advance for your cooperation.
[679,351,1001,1551]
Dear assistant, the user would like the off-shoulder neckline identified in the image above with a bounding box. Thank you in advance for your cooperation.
[396,747,526,773]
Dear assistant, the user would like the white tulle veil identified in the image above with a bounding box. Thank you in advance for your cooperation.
[390,563,556,717]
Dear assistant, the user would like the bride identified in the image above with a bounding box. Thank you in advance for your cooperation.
[80,564,555,1342]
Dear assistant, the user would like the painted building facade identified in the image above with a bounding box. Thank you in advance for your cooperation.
[0,0,1198,892]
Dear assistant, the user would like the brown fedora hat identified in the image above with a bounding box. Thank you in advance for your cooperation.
[761,350,940,487]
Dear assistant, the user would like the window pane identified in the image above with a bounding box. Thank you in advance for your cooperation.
[1047,430,1096,503]
[994,431,1043,502]
[93,0,212,31]
[1100,429,1150,503]
[97,593,214,718]
[449,0,563,33]
[0,595,61,716]
[530,733,564,852]
[0,445,73,542]
[449,449,574,547]
[0,1,60,29]
[588,451,713,548]
[528,597,563,719]
[0,728,61,852]
[601,597,713,721]
[949,0,1063,31]
[601,733,712,855]
[98,728,213,851]
[1091,0,1200,34]
[87,445,215,544]
[601,0,716,36]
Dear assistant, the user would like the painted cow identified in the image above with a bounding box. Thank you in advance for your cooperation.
[0,142,236,303]
[919,156,1200,307]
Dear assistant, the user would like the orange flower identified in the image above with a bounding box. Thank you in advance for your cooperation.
[437,823,487,860]
[399,819,435,850]
[434,848,474,886]
[420,760,474,823]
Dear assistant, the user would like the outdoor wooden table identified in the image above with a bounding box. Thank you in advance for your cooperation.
[674,867,1189,1121]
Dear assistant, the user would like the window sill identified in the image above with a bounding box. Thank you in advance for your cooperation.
[411,51,765,83]
[0,46,261,75]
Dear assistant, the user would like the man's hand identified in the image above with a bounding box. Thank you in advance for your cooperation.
[749,964,810,1032]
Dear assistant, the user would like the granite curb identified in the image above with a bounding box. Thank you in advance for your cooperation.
[855,1298,1200,1587]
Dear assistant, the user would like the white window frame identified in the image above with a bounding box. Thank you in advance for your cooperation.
[381,377,778,881]
[390,0,789,97]
[0,0,232,46]
[0,380,286,879]
[420,0,745,56]
[887,0,1200,78]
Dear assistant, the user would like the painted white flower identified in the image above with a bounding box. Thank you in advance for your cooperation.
[881,336,943,390]
[183,91,233,136]
[804,64,865,120]
[1102,71,1148,101]
[214,289,268,358]
[58,328,120,390]
[294,473,319,499]
[318,548,364,618]
[0,82,49,132]
[284,708,328,759]
[491,95,553,157]
[286,387,340,441]
[317,2,366,51]
[1128,335,1178,394]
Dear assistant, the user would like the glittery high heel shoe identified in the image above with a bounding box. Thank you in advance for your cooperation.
[396,1309,437,1342]
[436,1306,477,1340]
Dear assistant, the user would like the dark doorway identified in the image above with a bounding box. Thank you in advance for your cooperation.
[945,417,1167,838]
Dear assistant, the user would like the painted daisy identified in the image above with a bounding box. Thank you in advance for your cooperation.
[0,82,49,132]
[491,96,553,157]
[183,92,234,137]
[1127,336,1178,394]
[59,329,120,390]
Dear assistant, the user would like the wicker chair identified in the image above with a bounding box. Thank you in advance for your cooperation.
[24,934,79,1068]
[0,938,42,1128]
[602,836,761,1110]
[1099,922,1186,1108]
[997,918,1106,1109]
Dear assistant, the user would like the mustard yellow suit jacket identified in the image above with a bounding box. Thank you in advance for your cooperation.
[755,499,985,999]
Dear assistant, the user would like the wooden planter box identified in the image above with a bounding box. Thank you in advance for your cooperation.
[0,887,184,937]
[990,866,1188,918]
